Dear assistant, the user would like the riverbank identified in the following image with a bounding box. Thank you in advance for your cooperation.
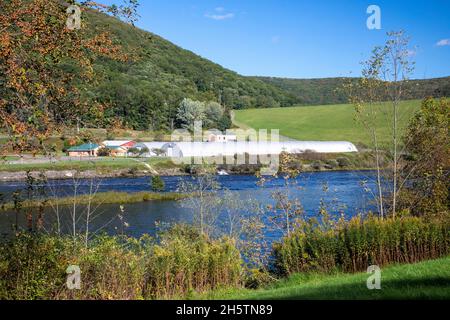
[0,167,375,182]
[0,152,378,181]
[0,157,185,181]
[200,256,450,300]
[0,168,186,182]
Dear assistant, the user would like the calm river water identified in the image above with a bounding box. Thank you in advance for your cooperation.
[0,171,377,239]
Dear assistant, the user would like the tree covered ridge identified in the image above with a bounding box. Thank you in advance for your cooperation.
[254,76,450,106]
[4,3,447,134]
[83,10,298,131]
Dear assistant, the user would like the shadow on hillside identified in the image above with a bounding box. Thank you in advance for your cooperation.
[274,277,450,300]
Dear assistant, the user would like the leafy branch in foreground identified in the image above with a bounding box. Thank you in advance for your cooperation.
[0,0,138,152]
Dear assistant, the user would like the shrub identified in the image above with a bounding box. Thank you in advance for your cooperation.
[97,147,111,157]
[153,132,165,141]
[325,159,339,169]
[151,176,165,192]
[106,132,116,141]
[128,147,140,156]
[311,161,322,170]
[400,98,449,217]
[0,233,74,299]
[273,216,450,276]
[336,157,350,167]
[244,269,274,289]
[127,167,138,176]
[58,236,147,300]
[143,225,243,299]
[0,234,147,300]
[0,227,243,300]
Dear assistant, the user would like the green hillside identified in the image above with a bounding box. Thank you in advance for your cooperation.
[83,11,297,131]
[234,100,421,146]
[83,12,449,132]
[254,76,450,106]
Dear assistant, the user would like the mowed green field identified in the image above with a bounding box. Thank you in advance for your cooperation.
[0,157,176,172]
[201,256,450,300]
[234,100,421,146]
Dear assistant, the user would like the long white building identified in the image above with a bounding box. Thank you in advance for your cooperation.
[135,141,358,158]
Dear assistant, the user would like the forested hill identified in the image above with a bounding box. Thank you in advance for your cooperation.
[86,11,297,131]
[86,11,449,131]
[253,76,450,106]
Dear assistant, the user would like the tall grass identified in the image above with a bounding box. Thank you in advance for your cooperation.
[0,233,147,300]
[1,216,448,299]
[144,225,242,299]
[3,191,189,210]
[0,225,243,300]
[273,216,450,275]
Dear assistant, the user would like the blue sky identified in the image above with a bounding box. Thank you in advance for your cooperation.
[111,0,450,79]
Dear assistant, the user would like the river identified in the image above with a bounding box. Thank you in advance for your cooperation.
[0,171,377,239]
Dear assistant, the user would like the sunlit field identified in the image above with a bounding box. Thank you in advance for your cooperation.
[234,100,421,146]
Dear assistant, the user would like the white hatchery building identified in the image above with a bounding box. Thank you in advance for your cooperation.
[135,141,357,158]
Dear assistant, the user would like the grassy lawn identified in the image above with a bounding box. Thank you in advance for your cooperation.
[234,100,421,146]
[0,157,179,172]
[201,256,450,300]
[0,156,20,161]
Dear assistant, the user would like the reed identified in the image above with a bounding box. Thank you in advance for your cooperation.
[0,225,243,300]
[143,225,243,299]
[273,215,450,275]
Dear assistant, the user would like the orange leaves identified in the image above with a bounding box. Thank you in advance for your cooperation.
[0,33,12,58]
[83,32,128,62]
[1,0,130,152]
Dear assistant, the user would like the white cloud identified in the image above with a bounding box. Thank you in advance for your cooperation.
[205,7,234,20]
[436,39,450,46]
[205,12,234,21]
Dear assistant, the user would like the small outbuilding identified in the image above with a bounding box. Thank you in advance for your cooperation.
[67,143,100,157]
[207,134,237,142]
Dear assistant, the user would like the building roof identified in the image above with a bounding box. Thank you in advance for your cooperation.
[102,140,134,147]
[68,143,100,152]
[107,146,127,150]
[134,140,358,157]
[157,141,358,157]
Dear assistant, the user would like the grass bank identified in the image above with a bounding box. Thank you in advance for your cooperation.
[200,256,450,300]
[234,100,421,146]
[3,191,189,210]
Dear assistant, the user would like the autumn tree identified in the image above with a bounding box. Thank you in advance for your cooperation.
[0,0,138,152]
[399,98,449,217]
